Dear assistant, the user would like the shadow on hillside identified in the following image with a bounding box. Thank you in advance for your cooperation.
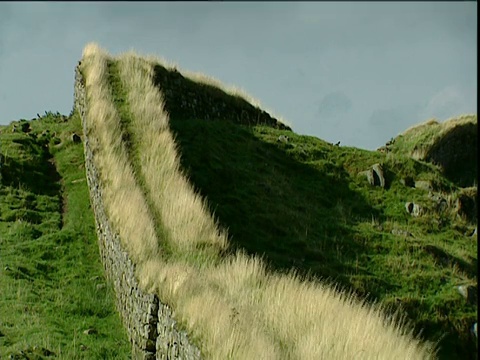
[0,135,61,198]
[169,117,390,300]
[427,122,478,188]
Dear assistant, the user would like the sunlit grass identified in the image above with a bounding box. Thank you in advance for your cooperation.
[78,43,442,359]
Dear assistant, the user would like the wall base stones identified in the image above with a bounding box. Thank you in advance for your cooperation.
[74,64,201,360]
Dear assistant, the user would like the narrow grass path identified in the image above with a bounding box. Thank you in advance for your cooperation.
[0,113,130,359]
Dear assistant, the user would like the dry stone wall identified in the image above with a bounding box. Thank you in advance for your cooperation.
[74,64,201,360]
[152,64,292,130]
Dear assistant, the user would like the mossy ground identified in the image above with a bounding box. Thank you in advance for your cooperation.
[0,112,130,359]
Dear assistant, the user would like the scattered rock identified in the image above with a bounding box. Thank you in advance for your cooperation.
[405,202,423,217]
[391,228,412,237]
[277,135,289,143]
[371,163,386,188]
[72,133,81,143]
[414,180,433,191]
[83,328,98,335]
[464,227,477,237]
[361,164,386,188]
[456,285,477,305]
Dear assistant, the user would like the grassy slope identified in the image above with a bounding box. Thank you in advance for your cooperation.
[82,45,474,358]
[0,112,130,359]
[0,46,476,359]
[90,49,435,359]
[167,112,478,357]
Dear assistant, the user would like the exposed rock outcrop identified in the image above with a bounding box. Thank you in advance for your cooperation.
[405,202,423,217]
[360,163,386,188]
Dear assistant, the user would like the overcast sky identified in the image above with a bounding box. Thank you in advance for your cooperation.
[0,2,476,150]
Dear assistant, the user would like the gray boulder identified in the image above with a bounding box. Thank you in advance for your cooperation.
[405,202,423,217]
[360,163,386,188]
[391,228,412,237]
[372,163,386,188]
[72,133,81,143]
[456,285,477,305]
[414,180,433,191]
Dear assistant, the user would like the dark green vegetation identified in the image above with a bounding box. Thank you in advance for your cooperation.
[167,114,477,358]
[0,112,130,359]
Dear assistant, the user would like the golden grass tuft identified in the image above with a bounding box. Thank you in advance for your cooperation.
[80,43,437,359]
[79,44,160,265]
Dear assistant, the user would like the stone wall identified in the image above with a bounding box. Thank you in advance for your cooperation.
[74,64,201,360]
[152,64,292,130]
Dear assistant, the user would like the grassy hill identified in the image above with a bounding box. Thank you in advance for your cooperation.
[0,43,477,359]
[0,113,130,359]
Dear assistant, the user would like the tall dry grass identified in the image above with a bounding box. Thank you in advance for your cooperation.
[116,53,228,259]
[80,43,437,359]
[79,43,160,264]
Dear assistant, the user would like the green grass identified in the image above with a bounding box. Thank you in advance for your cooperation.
[166,117,477,359]
[388,115,477,188]
[0,112,130,359]
[0,47,476,358]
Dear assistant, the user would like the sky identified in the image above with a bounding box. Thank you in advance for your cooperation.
[0,2,477,150]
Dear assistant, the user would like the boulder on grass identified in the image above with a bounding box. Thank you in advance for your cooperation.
[359,163,386,188]
[405,202,423,217]
[72,133,81,143]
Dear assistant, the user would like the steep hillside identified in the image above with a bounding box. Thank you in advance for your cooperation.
[167,109,478,359]
[0,113,130,359]
[76,43,476,359]
[0,42,476,359]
